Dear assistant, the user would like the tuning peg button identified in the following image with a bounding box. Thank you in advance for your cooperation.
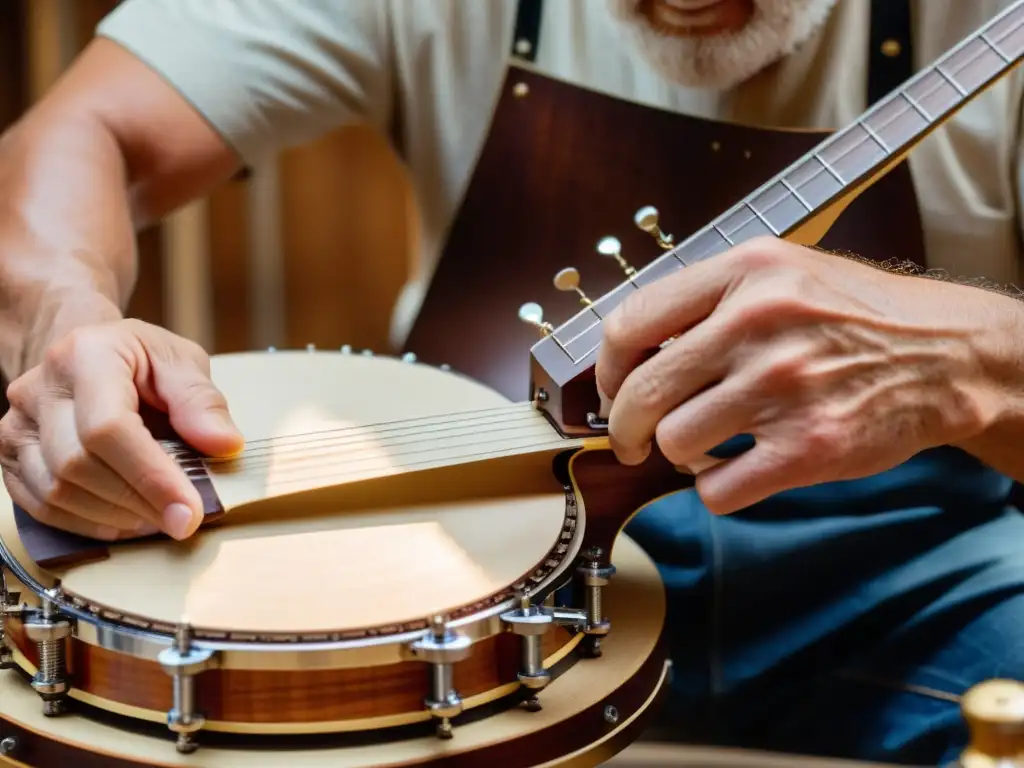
[634,206,674,250]
[597,236,637,278]
[340,345,352,354]
[402,352,417,363]
[518,302,554,336]
[553,268,592,306]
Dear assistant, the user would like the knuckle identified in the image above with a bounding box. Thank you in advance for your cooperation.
[41,479,77,508]
[623,368,669,413]
[802,419,847,464]
[78,415,133,454]
[50,449,91,482]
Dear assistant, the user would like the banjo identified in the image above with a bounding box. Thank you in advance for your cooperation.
[3,4,1024,767]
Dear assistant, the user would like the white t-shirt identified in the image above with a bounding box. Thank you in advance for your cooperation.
[97,0,1024,345]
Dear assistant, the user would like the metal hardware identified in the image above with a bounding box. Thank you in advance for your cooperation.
[596,236,637,278]
[266,346,277,352]
[0,508,582,671]
[0,566,22,671]
[402,352,417,363]
[634,206,674,250]
[518,302,554,337]
[0,736,17,756]
[439,364,452,372]
[577,548,616,657]
[604,704,619,724]
[158,622,216,754]
[586,413,609,431]
[409,615,473,739]
[553,267,592,306]
[361,349,374,357]
[340,344,352,354]
[501,595,553,711]
[306,343,316,352]
[22,588,72,716]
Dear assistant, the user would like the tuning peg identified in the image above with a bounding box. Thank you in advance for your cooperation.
[340,344,352,354]
[361,349,374,357]
[634,206,674,250]
[306,343,316,352]
[596,236,637,278]
[553,267,592,306]
[518,302,554,336]
[402,352,417,363]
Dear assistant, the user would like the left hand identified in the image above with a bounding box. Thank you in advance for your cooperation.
[596,236,1006,515]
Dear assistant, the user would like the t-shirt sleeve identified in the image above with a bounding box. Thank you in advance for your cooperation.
[96,0,392,166]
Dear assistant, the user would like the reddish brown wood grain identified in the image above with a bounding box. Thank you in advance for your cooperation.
[7,618,572,724]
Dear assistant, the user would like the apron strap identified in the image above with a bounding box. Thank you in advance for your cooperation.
[511,0,544,61]
[867,0,914,105]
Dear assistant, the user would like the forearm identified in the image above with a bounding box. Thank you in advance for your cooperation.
[0,38,242,379]
[952,290,1024,483]
[0,109,135,378]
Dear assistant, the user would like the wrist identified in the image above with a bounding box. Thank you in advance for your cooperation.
[21,288,123,372]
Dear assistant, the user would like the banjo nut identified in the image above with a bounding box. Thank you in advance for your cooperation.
[22,618,71,644]
[578,565,615,588]
[409,631,473,665]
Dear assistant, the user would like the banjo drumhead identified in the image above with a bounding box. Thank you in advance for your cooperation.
[4,352,575,637]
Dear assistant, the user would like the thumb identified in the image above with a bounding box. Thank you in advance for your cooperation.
[152,361,244,457]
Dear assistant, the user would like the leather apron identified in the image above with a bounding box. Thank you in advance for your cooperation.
[403,0,925,402]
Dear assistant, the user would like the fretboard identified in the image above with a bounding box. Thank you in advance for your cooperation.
[539,2,1024,370]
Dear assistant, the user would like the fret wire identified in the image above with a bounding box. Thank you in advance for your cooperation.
[935,65,969,97]
[813,153,845,185]
[744,201,780,235]
[779,177,813,211]
[714,224,736,245]
[980,31,1011,62]
[549,15,1024,348]
[857,120,891,154]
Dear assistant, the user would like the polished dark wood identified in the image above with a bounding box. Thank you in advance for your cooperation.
[526,9,1024,435]
[570,448,693,564]
[403,64,926,417]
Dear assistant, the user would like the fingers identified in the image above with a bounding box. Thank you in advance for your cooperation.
[597,251,743,400]
[71,348,204,540]
[36,399,160,528]
[151,359,244,458]
[606,315,731,465]
[3,469,127,542]
[653,378,757,468]
[16,442,157,534]
[692,440,810,515]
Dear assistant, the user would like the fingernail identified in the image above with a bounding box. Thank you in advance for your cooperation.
[162,503,198,540]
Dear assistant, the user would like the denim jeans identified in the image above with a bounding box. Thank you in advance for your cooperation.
[623,445,1024,766]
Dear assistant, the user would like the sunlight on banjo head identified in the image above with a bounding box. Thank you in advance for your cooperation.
[181,521,503,633]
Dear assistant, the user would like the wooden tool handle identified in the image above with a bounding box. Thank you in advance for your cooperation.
[959,679,1024,767]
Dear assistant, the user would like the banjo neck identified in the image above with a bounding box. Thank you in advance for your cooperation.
[528,2,1024,437]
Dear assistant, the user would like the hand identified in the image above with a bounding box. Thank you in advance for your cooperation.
[596,236,1004,515]
[0,319,244,541]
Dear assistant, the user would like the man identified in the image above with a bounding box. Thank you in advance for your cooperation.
[0,0,1021,764]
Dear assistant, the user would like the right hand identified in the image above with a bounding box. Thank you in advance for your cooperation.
[0,319,244,541]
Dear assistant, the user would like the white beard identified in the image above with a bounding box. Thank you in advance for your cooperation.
[606,0,838,90]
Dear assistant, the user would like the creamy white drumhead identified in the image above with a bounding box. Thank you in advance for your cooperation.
[0,534,666,768]
[23,352,577,636]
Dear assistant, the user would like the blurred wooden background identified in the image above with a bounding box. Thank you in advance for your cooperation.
[0,0,416,357]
